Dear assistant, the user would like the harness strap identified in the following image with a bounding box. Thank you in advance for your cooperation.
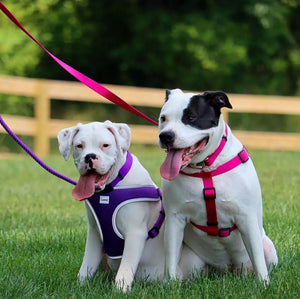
[205,124,228,166]
[110,151,133,188]
[183,147,250,237]
[183,147,249,179]
[191,221,237,237]
[147,188,165,239]
[90,151,165,245]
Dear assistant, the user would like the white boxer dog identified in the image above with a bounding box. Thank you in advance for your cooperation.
[158,89,278,284]
[58,120,197,292]
[58,121,166,292]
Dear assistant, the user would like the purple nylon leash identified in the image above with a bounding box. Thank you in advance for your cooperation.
[0,2,160,185]
[0,114,77,185]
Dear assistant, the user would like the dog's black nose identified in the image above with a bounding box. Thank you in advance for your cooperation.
[84,153,97,164]
[159,131,175,147]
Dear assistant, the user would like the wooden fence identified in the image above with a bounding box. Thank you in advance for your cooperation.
[0,75,300,157]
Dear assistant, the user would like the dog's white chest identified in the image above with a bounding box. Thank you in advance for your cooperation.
[162,172,241,226]
[163,175,207,220]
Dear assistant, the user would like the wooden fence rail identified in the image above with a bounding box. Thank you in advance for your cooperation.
[0,75,300,156]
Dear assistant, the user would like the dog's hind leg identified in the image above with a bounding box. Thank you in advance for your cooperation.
[263,235,278,272]
[179,244,206,279]
[78,202,103,282]
[237,217,270,285]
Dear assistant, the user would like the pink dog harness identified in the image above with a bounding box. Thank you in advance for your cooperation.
[86,151,165,258]
[180,124,249,237]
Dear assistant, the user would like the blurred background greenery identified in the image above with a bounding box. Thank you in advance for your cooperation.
[0,0,300,153]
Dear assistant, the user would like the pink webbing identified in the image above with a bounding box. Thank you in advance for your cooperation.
[205,124,228,166]
[0,2,158,126]
[182,147,249,179]
[182,147,249,236]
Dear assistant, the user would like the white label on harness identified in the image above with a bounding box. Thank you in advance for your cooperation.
[99,196,110,204]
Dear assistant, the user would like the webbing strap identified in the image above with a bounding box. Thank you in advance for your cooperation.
[0,2,158,185]
[186,148,250,237]
[202,172,218,227]
[181,147,249,179]
[205,124,228,166]
[0,2,158,126]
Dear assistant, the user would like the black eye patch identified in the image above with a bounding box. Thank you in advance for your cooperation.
[181,95,220,129]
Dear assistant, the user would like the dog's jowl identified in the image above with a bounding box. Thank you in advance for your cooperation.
[158,89,278,284]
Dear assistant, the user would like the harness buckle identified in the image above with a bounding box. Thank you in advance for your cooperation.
[148,226,159,239]
[203,187,216,200]
[218,227,235,237]
[238,148,249,163]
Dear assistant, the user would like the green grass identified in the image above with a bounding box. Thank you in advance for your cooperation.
[0,145,299,298]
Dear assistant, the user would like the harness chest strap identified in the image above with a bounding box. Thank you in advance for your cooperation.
[102,151,165,240]
[181,134,250,237]
[86,151,165,258]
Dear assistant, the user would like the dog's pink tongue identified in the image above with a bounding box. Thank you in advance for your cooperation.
[72,173,98,201]
[160,149,184,181]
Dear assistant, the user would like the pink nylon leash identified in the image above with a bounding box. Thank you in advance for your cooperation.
[0,1,159,185]
[0,1,158,126]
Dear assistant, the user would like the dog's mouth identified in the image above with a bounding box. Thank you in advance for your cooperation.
[160,137,208,181]
[72,169,111,201]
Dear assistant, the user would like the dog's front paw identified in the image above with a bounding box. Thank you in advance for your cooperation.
[115,273,133,293]
[78,267,94,285]
[78,272,90,285]
[260,274,270,288]
[115,278,131,293]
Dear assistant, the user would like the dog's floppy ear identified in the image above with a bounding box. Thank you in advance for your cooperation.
[104,120,131,153]
[203,91,232,109]
[164,89,171,103]
[57,123,82,160]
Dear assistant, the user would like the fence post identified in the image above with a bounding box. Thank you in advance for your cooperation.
[222,110,229,123]
[34,80,50,157]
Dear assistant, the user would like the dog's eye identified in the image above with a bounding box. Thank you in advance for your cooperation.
[101,143,111,150]
[160,115,166,122]
[75,144,83,150]
[186,114,197,122]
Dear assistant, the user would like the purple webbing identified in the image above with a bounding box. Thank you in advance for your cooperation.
[0,115,77,185]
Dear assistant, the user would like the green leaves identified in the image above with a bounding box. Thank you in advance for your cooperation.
[0,0,299,95]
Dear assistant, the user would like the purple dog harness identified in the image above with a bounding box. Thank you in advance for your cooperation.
[86,151,165,258]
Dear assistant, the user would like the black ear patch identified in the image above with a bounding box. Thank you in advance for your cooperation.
[181,91,232,130]
[203,91,232,109]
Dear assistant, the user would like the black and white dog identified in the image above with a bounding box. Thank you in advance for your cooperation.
[158,89,278,284]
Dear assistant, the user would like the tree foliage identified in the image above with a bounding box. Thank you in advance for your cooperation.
[0,0,299,95]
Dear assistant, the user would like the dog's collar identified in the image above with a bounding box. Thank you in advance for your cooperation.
[188,123,228,169]
[100,151,133,193]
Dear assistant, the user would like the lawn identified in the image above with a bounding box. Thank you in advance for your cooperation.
[0,144,299,298]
